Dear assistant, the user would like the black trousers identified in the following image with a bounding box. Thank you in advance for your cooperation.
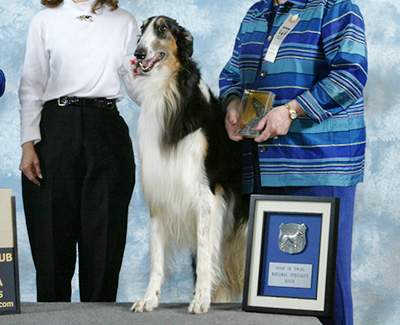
[22,101,135,302]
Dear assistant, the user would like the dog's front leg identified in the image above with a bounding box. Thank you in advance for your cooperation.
[131,215,165,312]
[188,201,215,314]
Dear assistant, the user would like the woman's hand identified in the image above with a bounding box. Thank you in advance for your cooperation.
[225,96,243,142]
[20,141,42,186]
[254,100,304,143]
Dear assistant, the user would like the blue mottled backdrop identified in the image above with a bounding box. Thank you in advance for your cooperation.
[0,1,399,324]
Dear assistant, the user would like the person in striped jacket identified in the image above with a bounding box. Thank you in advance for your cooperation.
[219,0,367,324]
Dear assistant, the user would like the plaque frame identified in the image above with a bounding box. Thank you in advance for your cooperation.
[242,195,339,317]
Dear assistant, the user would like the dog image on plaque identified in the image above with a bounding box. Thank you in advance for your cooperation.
[236,90,275,138]
[278,223,307,255]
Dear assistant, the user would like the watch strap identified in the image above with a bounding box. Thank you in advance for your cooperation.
[284,103,297,120]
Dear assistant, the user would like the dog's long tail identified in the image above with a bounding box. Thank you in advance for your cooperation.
[212,221,248,302]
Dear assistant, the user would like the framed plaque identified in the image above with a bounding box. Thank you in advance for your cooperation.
[243,195,339,317]
[0,189,21,314]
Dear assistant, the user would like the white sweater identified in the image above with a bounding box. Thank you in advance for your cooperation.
[19,0,139,145]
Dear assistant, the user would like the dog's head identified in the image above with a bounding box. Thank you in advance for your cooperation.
[134,16,193,75]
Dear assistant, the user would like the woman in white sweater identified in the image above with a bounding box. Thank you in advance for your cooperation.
[19,0,138,302]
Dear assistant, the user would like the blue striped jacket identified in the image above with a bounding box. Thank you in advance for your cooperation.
[219,0,367,193]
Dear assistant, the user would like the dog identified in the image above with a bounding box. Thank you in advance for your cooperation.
[128,16,248,314]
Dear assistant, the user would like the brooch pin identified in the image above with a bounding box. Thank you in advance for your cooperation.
[77,15,93,22]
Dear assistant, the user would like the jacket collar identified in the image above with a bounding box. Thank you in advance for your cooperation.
[254,0,308,17]
[289,0,308,8]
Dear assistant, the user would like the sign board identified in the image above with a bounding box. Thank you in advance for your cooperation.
[0,189,20,314]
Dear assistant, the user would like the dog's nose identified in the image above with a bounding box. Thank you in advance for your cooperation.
[135,47,147,60]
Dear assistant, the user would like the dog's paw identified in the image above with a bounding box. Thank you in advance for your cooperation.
[188,298,210,314]
[131,297,159,313]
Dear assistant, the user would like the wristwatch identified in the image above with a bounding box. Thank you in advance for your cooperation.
[284,103,297,120]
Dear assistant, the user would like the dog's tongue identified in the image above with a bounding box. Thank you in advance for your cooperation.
[142,53,164,69]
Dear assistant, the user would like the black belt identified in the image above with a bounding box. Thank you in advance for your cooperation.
[46,97,117,110]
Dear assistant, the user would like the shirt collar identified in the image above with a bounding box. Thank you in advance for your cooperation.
[63,0,97,14]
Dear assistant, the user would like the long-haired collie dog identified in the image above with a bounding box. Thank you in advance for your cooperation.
[129,16,248,314]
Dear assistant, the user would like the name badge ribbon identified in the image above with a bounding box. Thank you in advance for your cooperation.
[265,13,301,63]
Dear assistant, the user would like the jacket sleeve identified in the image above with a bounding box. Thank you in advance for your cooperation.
[219,24,244,110]
[296,0,368,123]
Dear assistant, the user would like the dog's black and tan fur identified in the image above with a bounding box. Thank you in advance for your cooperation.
[129,16,248,314]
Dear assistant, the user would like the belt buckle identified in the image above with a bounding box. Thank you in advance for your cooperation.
[58,97,69,107]
[106,100,114,110]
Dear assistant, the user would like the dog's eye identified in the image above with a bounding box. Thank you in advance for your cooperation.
[159,25,168,33]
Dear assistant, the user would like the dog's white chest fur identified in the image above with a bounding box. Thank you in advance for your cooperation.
[140,122,208,214]
[138,86,210,246]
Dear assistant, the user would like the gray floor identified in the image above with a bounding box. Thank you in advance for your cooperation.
[0,302,322,325]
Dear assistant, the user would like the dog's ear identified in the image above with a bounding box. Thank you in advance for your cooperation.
[177,26,194,62]
[141,17,153,34]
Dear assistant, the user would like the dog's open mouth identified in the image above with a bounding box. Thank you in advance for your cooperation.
[138,52,166,73]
